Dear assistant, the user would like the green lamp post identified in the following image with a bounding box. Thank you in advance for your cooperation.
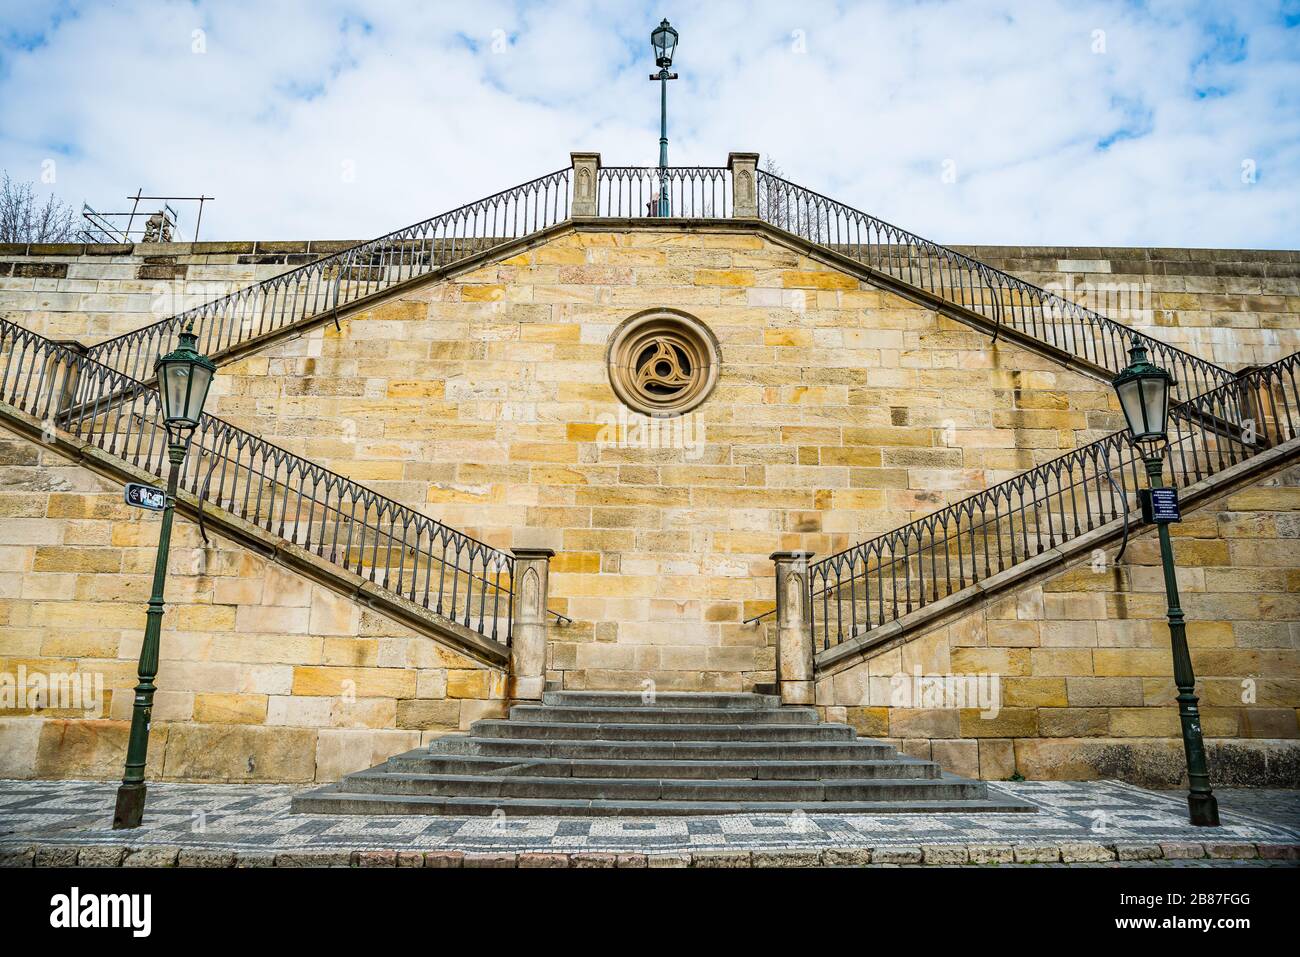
[649,18,679,217]
[113,324,215,830]
[1112,340,1220,827]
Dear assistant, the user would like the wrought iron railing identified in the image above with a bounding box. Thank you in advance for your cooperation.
[595,166,732,218]
[80,159,1232,417]
[0,318,519,646]
[798,352,1298,652]
[11,153,1263,661]
[755,171,1235,404]
[85,169,572,379]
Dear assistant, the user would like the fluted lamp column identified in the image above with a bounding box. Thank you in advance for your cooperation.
[113,325,215,830]
[1112,341,1219,827]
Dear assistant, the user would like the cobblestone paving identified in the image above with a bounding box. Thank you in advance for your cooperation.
[1202,787,1300,827]
[1,779,1297,859]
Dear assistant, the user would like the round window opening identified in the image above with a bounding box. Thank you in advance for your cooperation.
[607,310,720,416]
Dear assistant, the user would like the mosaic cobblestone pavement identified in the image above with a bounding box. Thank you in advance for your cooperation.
[1,779,1297,854]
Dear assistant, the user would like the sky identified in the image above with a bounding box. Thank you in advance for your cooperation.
[1,0,1297,247]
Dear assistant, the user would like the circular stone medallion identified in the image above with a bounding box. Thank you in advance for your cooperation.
[606,309,720,416]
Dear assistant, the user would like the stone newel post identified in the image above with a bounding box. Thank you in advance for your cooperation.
[509,548,554,701]
[50,340,88,419]
[728,152,760,218]
[570,152,601,218]
[770,550,815,705]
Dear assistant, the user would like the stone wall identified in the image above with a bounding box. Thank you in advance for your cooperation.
[2,239,1295,368]
[817,463,1300,786]
[0,430,506,783]
[952,245,1299,370]
[1,223,1296,781]
[199,224,1127,692]
[0,240,350,343]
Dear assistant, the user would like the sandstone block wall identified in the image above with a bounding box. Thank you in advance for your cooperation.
[199,226,1131,692]
[1,225,1296,783]
[3,239,1295,369]
[954,245,1300,369]
[0,430,505,783]
[0,240,351,343]
[818,464,1300,786]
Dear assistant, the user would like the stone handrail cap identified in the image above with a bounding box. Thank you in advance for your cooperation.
[769,550,815,561]
[511,547,556,560]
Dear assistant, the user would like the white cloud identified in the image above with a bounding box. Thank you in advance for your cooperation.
[1,0,1296,247]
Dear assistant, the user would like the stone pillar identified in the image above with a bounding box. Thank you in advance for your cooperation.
[570,152,601,218]
[49,339,88,421]
[770,550,815,705]
[509,548,554,701]
[728,152,760,218]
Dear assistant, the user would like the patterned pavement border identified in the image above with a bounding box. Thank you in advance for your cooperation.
[1,778,1297,867]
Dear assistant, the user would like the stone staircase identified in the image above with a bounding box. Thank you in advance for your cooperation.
[292,691,1035,816]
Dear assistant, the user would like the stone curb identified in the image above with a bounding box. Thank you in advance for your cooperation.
[2,841,1295,868]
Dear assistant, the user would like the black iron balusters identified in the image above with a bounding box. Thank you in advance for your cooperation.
[804,355,1298,652]
[86,169,573,379]
[1,319,518,646]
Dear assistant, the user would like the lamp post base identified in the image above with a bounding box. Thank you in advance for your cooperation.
[1188,791,1220,827]
[112,782,147,830]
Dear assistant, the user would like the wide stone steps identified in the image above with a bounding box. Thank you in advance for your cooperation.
[290,793,1035,817]
[433,737,903,761]
[540,691,778,710]
[508,704,821,725]
[469,719,854,742]
[292,691,1036,817]
[333,771,982,802]
[381,751,942,780]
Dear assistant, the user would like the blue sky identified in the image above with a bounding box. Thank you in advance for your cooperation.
[1,0,1297,247]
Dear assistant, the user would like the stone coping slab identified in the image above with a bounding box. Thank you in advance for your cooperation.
[1,779,1295,867]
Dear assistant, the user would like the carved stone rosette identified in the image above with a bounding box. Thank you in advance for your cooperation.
[606,309,720,416]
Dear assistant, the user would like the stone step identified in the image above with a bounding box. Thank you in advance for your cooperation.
[381,751,941,780]
[468,719,855,742]
[290,690,1038,819]
[438,736,901,761]
[334,771,982,803]
[507,704,821,725]
[542,691,779,710]
[291,790,1038,816]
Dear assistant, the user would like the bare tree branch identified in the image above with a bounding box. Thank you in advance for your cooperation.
[0,172,81,243]
[758,156,832,242]
[760,156,793,232]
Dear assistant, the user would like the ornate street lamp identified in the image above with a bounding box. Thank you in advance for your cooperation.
[649,18,679,218]
[113,324,215,829]
[1113,340,1219,827]
[1113,342,1173,446]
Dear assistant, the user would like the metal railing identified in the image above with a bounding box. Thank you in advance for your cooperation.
[1,318,519,646]
[85,169,572,379]
[800,353,1299,652]
[14,153,1262,659]
[596,166,732,218]
[80,159,1233,417]
[755,170,1235,403]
